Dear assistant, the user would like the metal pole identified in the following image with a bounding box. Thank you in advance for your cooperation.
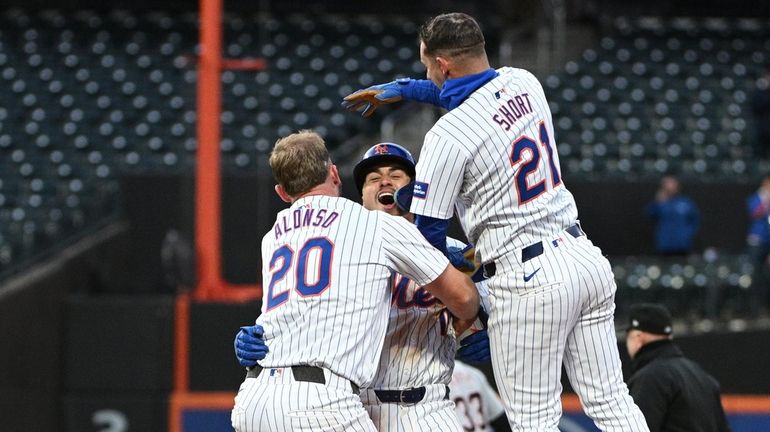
[194,0,223,300]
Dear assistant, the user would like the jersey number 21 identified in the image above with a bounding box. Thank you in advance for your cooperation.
[510,120,561,204]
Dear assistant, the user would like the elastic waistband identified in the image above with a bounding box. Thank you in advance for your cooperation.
[359,384,449,405]
[246,365,359,393]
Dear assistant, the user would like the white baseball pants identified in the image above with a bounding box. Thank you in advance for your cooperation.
[360,384,463,432]
[231,367,376,432]
[486,231,649,431]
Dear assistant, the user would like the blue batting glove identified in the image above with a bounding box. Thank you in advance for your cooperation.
[341,81,404,117]
[456,329,491,362]
[234,325,268,367]
[342,79,442,117]
[394,180,415,213]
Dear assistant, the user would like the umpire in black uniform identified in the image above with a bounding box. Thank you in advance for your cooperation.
[625,303,730,432]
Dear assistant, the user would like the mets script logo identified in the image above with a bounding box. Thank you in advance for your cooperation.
[374,144,389,154]
[392,274,438,309]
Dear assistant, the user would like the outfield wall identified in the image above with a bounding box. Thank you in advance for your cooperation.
[120,175,758,292]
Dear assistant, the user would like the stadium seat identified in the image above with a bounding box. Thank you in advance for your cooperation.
[546,16,766,181]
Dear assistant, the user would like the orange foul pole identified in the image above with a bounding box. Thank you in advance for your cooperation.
[195,0,223,300]
[193,0,262,302]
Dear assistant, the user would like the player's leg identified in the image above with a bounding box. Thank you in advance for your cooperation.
[278,383,376,431]
[561,240,649,432]
[233,370,376,432]
[232,377,271,431]
[289,383,376,431]
[362,398,398,432]
[486,255,579,431]
[362,386,461,432]
[232,378,295,431]
[399,399,463,431]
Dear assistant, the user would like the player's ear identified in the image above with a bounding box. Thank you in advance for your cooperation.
[329,164,341,187]
[274,184,292,203]
[436,56,450,77]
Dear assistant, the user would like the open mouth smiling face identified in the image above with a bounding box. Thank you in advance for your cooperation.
[377,191,396,209]
[362,164,411,216]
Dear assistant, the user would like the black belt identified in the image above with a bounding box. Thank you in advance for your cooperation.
[374,386,449,404]
[247,365,360,393]
[482,223,584,278]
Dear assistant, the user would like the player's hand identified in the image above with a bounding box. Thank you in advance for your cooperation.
[234,325,268,367]
[456,329,491,362]
[447,244,478,275]
[341,80,406,117]
[450,243,488,282]
[451,316,476,337]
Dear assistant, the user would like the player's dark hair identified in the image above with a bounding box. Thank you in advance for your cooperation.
[418,13,486,58]
[270,130,331,197]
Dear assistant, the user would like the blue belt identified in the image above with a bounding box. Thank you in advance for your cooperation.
[482,223,584,278]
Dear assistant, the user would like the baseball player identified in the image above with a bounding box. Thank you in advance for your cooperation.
[342,13,649,432]
[450,360,509,432]
[230,130,480,432]
[235,142,492,432]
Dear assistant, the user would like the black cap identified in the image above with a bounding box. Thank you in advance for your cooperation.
[627,303,673,336]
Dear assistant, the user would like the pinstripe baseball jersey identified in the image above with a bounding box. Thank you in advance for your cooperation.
[409,64,648,431]
[409,67,578,264]
[450,361,505,432]
[256,195,450,388]
[369,237,490,390]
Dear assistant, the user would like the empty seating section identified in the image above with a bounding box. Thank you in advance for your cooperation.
[0,9,446,273]
[545,17,770,180]
[0,9,764,322]
[612,254,753,321]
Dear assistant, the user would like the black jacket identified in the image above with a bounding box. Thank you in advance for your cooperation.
[628,340,730,432]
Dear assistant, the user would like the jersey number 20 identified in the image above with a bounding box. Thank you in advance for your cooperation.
[510,121,561,204]
[266,237,334,311]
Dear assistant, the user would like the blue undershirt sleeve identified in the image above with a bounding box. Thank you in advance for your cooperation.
[399,79,443,108]
[414,214,450,254]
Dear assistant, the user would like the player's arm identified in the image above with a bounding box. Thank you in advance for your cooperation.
[393,182,454,258]
[409,216,474,272]
[415,214,450,252]
[394,185,475,272]
[380,214,479,321]
[342,78,444,117]
[422,264,480,322]
[405,132,476,271]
